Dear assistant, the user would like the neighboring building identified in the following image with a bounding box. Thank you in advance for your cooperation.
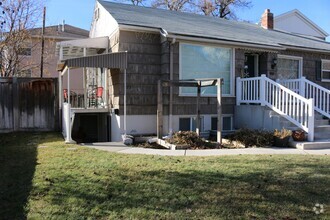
[16,24,89,92]
[58,1,330,147]
[274,9,329,40]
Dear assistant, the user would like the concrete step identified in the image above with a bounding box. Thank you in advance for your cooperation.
[314,119,330,126]
[314,132,330,140]
[290,139,330,150]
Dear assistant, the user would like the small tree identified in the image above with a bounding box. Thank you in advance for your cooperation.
[196,0,252,19]
[0,0,42,77]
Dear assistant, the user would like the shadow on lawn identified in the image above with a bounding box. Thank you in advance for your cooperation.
[47,159,329,219]
[0,132,38,219]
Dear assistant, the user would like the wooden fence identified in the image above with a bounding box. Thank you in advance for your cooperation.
[0,78,58,132]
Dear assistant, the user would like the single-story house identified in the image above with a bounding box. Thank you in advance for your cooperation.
[57,1,330,146]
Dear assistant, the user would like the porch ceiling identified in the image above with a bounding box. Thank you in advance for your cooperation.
[56,36,109,59]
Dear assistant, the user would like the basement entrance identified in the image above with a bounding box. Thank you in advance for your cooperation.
[72,113,110,143]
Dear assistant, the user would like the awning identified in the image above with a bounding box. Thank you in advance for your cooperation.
[56,36,109,59]
[59,52,128,70]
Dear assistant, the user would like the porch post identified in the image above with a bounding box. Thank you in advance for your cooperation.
[217,78,222,144]
[260,74,266,106]
[307,98,315,142]
[157,80,163,139]
[124,68,127,135]
[65,68,75,144]
[196,82,201,136]
[300,76,306,97]
[236,77,241,106]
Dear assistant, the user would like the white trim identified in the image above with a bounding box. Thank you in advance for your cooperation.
[321,59,330,82]
[277,54,303,78]
[118,24,284,51]
[179,42,235,97]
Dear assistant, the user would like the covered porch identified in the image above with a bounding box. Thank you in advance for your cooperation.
[58,52,128,143]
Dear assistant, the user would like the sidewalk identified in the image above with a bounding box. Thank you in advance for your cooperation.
[81,142,330,156]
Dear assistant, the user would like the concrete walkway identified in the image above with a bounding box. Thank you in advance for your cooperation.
[81,142,330,156]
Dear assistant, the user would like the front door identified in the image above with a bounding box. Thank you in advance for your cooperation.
[244,54,259,78]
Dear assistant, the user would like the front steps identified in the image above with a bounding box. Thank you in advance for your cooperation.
[288,112,330,149]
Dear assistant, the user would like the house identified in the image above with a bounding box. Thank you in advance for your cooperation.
[57,1,330,147]
[274,9,329,41]
[10,24,89,93]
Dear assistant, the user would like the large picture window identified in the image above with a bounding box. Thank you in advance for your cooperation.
[180,43,233,96]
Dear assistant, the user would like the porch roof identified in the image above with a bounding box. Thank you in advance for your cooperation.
[61,51,128,70]
[56,36,109,59]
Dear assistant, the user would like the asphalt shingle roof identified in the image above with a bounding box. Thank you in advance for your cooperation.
[99,1,330,52]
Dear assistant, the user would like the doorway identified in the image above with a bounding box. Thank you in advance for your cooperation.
[244,54,259,78]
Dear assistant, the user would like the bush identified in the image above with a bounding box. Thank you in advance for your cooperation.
[168,131,216,149]
[226,128,273,148]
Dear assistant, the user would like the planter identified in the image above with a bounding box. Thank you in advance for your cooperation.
[292,130,306,141]
[273,136,290,147]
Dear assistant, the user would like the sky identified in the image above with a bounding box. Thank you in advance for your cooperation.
[43,0,330,41]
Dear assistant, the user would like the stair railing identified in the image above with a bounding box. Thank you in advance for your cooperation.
[278,77,330,119]
[237,74,314,141]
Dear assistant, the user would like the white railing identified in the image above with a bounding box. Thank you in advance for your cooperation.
[278,77,330,119]
[237,74,314,141]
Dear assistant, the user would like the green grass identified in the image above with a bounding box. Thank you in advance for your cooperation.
[0,132,329,219]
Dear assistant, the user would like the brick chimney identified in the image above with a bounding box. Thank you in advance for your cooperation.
[261,9,274,29]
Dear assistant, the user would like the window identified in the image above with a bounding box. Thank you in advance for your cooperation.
[211,115,233,131]
[180,43,233,96]
[18,47,32,56]
[179,117,204,131]
[277,55,302,79]
[321,59,330,82]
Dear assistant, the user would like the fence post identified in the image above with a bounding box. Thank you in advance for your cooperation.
[300,76,306,97]
[307,98,314,142]
[12,77,19,131]
[260,74,266,106]
[236,77,241,106]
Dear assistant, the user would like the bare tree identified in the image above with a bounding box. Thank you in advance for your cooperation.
[197,0,252,19]
[0,0,42,77]
[152,0,193,11]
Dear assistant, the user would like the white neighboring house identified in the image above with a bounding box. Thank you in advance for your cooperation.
[274,9,329,40]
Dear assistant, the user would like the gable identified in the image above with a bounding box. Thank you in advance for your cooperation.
[275,10,328,40]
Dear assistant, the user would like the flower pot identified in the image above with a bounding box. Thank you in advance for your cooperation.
[292,130,306,141]
[273,136,290,147]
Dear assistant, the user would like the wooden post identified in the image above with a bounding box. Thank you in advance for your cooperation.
[12,77,19,131]
[260,74,266,106]
[307,98,314,141]
[236,77,241,106]
[217,78,222,144]
[196,82,201,135]
[157,80,163,139]
[300,76,306,97]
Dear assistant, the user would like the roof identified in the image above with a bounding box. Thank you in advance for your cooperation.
[99,1,330,52]
[275,9,328,38]
[29,24,89,39]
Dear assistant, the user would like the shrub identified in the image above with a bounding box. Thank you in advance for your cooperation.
[226,128,273,148]
[168,131,204,147]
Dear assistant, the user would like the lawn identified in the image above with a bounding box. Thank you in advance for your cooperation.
[0,132,329,219]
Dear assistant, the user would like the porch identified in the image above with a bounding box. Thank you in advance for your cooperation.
[236,74,330,148]
[58,52,128,143]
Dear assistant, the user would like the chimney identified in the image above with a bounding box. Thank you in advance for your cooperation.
[62,20,65,32]
[261,9,274,29]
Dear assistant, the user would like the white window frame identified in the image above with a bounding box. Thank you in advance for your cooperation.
[277,54,303,78]
[179,42,235,97]
[321,59,330,82]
